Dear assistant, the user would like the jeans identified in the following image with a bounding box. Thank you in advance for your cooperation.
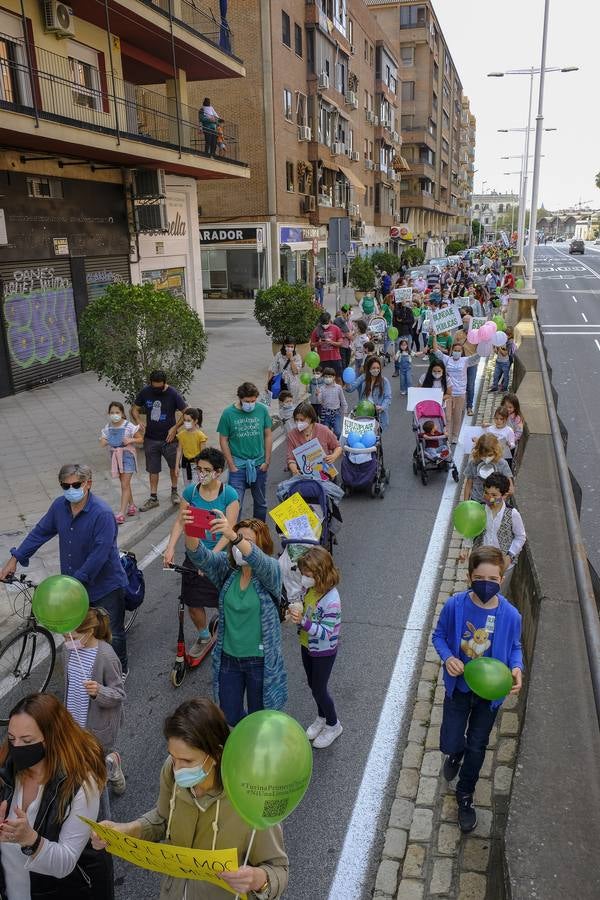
[340,347,351,369]
[219,653,264,726]
[492,359,510,391]
[440,689,498,797]
[466,364,477,410]
[93,588,127,673]
[316,286,324,305]
[301,647,338,725]
[321,408,342,438]
[399,361,412,393]
[228,466,268,521]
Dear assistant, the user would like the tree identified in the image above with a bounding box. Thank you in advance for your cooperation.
[369,251,401,274]
[446,240,467,254]
[79,282,207,403]
[254,280,320,344]
[401,246,425,267]
[348,256,375,291]
[471,219,481,243]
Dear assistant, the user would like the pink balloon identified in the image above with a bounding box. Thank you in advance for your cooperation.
[467,329,480,343]
[477,339,494,357]
[479,322,496,341]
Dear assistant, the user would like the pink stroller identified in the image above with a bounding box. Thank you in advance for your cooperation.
[412,399,459,485]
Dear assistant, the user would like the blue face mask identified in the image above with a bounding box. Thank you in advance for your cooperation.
[241,401,256,413]
[63,486,85,503]
[173,756,214,789]
[471,579,501,605]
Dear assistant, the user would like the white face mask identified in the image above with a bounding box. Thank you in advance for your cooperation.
[285,346,294,353]
[370,369,381,377]
[301,575,315,589]
[183,421,194,430]
[323,376,334,385]
[296,420,310,431]
[109,413,122,423]
[232,545,249,567]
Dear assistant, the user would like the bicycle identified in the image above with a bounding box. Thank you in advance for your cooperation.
[0,575,56,724]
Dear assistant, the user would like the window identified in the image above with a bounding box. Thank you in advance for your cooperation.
[348,18,353,46]
[401,81,415,101]
[442,137,449,155]
[69,49,101,111]
[444,54,450,77]
[401,114,414,129]
[400,46,414,67]
[296,92,307,126]
[369,185,374,207]
[363,138,368,160]
[283,88,293,121]
[400,5,426,28]
[26,177,63,199]
[294,23,303,57]
[286,160,294,191]
[364,39,368,62]
[442,109,450,131]
[369,45,374,67]
[282,11,291,47]
[364,89,370,110]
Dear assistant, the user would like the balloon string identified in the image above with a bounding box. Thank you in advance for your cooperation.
[68,631,88,681]
[234,828,256,900]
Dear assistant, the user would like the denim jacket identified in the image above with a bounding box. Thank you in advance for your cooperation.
[344,375,392,430]
[186,542,288,711]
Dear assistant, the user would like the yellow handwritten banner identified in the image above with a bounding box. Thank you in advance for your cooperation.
[80,818,245,897]
[268,492,321,537]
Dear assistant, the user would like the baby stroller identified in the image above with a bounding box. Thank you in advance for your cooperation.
[412,399,459,485]
[367,314,392,366]
[341,408,390,499]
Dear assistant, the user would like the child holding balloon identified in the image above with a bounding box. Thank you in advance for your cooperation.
[432,545,523,833]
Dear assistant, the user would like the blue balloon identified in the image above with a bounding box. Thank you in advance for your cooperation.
[353,442,366,449]
[362,430,376,448]
[342,367,355,384]
[347,432,360,448]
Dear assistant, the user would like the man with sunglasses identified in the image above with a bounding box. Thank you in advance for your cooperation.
[0,463,129,677]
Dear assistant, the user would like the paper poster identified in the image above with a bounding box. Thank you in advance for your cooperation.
[368,316,387,334]
[470,316,487,330]
[394,287,413,303]
[428,306,463,335]
[292,437,337,480]
[341,416,378,438]
[79,818,243,896]
[459,425,484,449]
[406,387,444,411]
[284,514,316,539]
[269,493,320,537]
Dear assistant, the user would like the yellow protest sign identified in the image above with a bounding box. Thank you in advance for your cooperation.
[268,492,321,537]
[80,818,245,897]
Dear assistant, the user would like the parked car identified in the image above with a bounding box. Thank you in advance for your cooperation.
[569,239,585,255]
[428,257,450,269]
[447,255,461,266]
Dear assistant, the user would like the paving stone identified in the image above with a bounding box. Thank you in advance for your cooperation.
[425,724,441,749]
[408,721,427,745]
[396,768,419,800]
[413,700,432,723]
[417,680,434,701]
[447,547,460,558]
[440,794,458,822]
[416,775,438,806]
[425,646,439,663]
[396,880,425,900]
[474,808,492,837]
[429,857,453,894]
[480,753,492,778]
[434,685,446,703]
[402,844,426,879]
[494,765,514,794]
[409,808,433,841]
[487,725,498,748]
[501,692,518,710]
[439,581,455,594]
[421,662,440,682]
[383,828,408,861]
[474,778,492,807]
[437,822,460,856]
[458,871,487,900]
[389,798,415,830]
[430,704,443,725]
[375,859,400,895]
[421,750,442,777]
[499,712,519,735]
[462,838,490,872]
[496,738,517,764]
[403,742,424,770]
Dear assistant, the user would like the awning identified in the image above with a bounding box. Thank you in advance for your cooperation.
[337,163,366,193]
[395,156,411,172]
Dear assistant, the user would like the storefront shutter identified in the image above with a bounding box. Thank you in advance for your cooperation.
[84,255,131,303]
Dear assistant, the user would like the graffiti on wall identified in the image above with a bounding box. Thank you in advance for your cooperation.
[3,267,79,369]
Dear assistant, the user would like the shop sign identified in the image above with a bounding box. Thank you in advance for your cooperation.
[52,237,69,256]
[280,226,326,244]
[199,227,259,243]
[390,225,413,241]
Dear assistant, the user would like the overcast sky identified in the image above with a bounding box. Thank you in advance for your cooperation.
[432,0,599,211]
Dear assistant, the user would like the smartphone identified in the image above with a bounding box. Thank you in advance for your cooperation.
[184,507,216,539]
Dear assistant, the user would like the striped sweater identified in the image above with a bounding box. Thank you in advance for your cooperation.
[299,587,341,656]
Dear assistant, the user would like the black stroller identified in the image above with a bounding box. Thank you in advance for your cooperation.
[341,410,390,499]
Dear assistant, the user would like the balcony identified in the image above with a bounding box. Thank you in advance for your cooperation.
[401,127,436,150]
[0,41,247,181]
[399,190,437,211]
[70,0,244,81]
[409,161,436,179]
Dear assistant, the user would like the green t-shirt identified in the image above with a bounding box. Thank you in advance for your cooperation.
[426,333,453,362]
[223,572,264,658]
[381,303,392,326]
[217,403,272,463]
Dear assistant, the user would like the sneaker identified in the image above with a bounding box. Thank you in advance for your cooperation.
[457,794,477,833]
[306,716,326,741]
[106,751,126,796]
[488,386,498,392]
[122,669,129,683]
[443,753,462,782]
[400,390,407,396]
[188,630,211,658]
[467,408,474,416]
[171,488,180,506]
[392,371,399,377]
[126,504,137,517]
[115,513,125,525]
[139,497,159,512]
[312,720,343,749]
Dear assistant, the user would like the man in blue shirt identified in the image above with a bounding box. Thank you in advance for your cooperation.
[0,463,130,675]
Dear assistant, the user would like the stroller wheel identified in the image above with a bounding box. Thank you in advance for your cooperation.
[343,483,352,496]
[412,459,418,475]
[370,481,378,498]
[385,468,391,485]
[421,471,429,486]
[452,467,459,483]
[379,482,386,499]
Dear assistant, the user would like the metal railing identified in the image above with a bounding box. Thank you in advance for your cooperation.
[0,38,241,164]
[143,0,234,54]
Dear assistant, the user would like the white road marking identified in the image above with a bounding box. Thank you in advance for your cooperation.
[565,283,569,288]
[553,248,600,281]
[572,296,577,303]
[582,313,588,323]
[595,340,600,352]
[544,331,600,335]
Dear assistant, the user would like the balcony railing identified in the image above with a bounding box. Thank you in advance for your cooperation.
[143,0,235,55]
[0,38,241,164]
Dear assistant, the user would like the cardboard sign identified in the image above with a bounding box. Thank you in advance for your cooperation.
[284,514,316,539]
[406,387,444,411]
[470,316,488,330]
[394,287,413,303]
[269,493,320,537]
[428,306,463,335]
[341,416,377,438]
[79,818,243,896]
[292,438,337,480]
[459,425,484,449]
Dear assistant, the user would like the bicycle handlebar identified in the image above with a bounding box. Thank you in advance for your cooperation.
[1,574,37,589]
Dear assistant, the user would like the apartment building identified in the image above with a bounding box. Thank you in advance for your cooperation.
[0,0,247,397]
[191,0,409,298]
[471,191,519,240]
[457,95,476,242]
[368,0,476,253]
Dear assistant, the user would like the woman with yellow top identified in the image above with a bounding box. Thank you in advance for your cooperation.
[175,408,208,486]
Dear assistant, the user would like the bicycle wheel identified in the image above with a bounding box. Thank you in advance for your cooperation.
[0,626,56,725]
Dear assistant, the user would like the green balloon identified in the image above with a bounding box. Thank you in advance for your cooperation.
[32,575,89,634]
[452,501,486,539]
[387,326,399,340]
[492,315,506,332]
[515,277,525,290]
[495,286,501,296]
[304,351,320,370]
[464,657,513,701]
[221,711,313,830]
[354,399,376,418]
[299,371,312,385]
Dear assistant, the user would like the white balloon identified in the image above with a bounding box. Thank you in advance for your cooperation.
[492,332,508,347]
[476,339,494,357]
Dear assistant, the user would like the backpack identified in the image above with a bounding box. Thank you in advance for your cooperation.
[267,358,290,399]
[120,551,145,611]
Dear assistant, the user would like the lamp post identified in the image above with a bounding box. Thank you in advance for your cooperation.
[478,180,487,244]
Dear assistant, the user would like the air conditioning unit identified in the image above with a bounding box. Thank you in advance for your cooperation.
[392,130,400,143]
[365,109,373,124]
[372,116,379,127]
[302,195,316,213]
[134,201,168,233]
[43,1,75,37]
[364,158,373,171]
[345,91,358,109]
[388,169,397,181]
[331,142,343,156]
[318,72,330,89]
[298,125,312,142]
[133,168,166,198]
[350,150,360,162]
[373,163,382,172]
[348,203,360,216]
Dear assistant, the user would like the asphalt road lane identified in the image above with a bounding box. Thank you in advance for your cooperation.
[93,376,448,900]
[535,243,600,572]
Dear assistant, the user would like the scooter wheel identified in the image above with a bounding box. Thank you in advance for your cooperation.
[413,460,418,475]
[171,662,186,688]
[452,468,459,483]
[385,468,391,485]
[421,471,429,485]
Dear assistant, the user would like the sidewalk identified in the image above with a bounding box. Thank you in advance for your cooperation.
[373,359,524,900]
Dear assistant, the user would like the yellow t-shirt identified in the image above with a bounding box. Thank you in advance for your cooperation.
[177,428,208,460]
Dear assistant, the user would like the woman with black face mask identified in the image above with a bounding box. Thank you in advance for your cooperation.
[0,692,112,899]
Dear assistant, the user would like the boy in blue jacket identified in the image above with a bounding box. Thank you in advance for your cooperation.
[432,545,523,833]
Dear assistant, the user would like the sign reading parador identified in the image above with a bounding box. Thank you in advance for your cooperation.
[80,818,245,897]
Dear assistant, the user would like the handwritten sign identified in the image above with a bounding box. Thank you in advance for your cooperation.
[79,818,244,897]
[394,287,413,303]
[406,387,444,411]
[269,493,321,537]
[459,425,484,449]
[470,316,487,330]
[342,416,377,438]
[428,306,463,335]
[284,514,316,539]
[292,438,337,480]
[368,316,387,334]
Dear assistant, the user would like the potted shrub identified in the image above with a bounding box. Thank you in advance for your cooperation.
[348,255,375,302]
[254,280,321,359]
